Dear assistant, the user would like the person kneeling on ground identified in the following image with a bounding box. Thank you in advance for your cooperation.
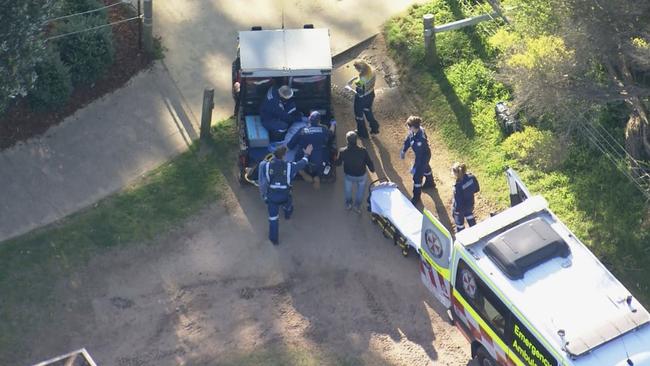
[400,116,435,204]
[260,84,302,142]
[335,131,375,214]
[258,144,314,245]
[451,162,480,233]
[287,111,335,190]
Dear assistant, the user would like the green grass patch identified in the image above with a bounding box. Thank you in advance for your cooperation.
[0,119,237,359]
[385,1,650,304]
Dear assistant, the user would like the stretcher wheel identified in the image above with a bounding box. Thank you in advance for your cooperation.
[371,214,379,224]
[382,225,393,239]
[402,249,409,257]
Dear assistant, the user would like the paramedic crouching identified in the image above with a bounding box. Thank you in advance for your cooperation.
[451,162,480,232]
[287,111,335,190]
[260,85,302,141]
[259,144,314,245]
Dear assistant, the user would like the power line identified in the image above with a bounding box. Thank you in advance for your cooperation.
[577,118,650,201]
[44,1,125,23]
[45,15,142,41]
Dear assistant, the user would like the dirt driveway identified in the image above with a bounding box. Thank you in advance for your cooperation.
[16,37,485,366]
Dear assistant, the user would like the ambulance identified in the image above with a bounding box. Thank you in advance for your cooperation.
[416,169,650,365]
[369,169,650,366]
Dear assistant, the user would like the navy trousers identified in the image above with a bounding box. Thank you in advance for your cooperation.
[412,164,434,201]
[453,208,476,232]
[354,93,379,137]
[267,195,293,243]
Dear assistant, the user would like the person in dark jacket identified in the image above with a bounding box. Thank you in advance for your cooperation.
[259,85,302,141]
[258,144,313,245]
[451,162,480,232]
[400,116,435,204]
[335,131,375,213]
[287,111,335,190]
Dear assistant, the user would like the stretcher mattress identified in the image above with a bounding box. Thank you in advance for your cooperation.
[268,120,308,162]
[369,183,422,251]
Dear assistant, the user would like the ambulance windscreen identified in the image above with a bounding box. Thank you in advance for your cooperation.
[483,217,570,280]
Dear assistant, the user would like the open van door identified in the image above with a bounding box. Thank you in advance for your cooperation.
[418,209,453,309]
[506,168,531,207]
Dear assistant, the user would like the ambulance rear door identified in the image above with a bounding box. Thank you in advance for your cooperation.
[418,209,453,309]
[506,168,531,207]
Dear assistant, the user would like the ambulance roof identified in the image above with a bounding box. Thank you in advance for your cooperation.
[239,28,332,77]
[456,197,650,364]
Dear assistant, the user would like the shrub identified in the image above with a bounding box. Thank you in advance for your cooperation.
[56,16,115,85]
[55,0,108,23]
[445,59,509,106]
[28,48,72,111]
[501,126,566,171]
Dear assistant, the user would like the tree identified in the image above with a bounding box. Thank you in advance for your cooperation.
[494,0,650,160]
[0,0,54,113]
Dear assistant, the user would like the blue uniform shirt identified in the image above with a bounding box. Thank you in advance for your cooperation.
[258,156,309,201]
[401,128,431,170]
[287,124,331,166]
[259,87,301,132]
[453,173,480,212]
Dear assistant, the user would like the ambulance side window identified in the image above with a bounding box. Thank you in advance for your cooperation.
[455,260,509,339]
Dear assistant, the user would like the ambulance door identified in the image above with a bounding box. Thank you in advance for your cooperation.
[505,168,531,207]
[418,209,453,308]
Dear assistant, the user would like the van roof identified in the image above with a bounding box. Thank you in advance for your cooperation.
[239,28,332,77]
[456,197,650,364]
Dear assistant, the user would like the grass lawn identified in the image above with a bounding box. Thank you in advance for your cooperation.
[385,1,650,304]
[0,119,237,356]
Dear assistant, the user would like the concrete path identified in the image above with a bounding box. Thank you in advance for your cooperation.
[0,0,423,242]
[154,0,425,119]
[0,63,197,242]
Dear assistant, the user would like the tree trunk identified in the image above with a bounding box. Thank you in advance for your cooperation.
[625,111,647,160]
[617,56,650,160]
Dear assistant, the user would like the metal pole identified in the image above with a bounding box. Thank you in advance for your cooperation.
[423,13,436,65]
[137,0,142,50]
[143,0,153,54]
[200,88,215,140]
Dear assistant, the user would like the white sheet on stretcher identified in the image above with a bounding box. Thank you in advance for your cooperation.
[369,184,423,252]
[268,120,308,162]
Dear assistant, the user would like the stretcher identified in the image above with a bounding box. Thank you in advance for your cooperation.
[368,179,423,256]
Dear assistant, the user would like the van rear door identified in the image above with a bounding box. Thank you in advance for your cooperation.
[506,168,531,207]
[418,209,453,309]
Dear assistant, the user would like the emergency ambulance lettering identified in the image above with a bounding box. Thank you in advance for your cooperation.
[513,324,553,366]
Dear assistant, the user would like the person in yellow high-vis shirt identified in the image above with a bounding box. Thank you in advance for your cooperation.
[347,60,379,138]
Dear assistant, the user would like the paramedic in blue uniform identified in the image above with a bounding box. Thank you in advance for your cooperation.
[260,85,302,141]
[451,162,480,232]
[287,111,335,190]
[259,144,314,245]
[347,60,379,138]
[400,116,435,204]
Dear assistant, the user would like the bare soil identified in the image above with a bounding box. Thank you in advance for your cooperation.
[13,35,488,366]
[0,2,152,150]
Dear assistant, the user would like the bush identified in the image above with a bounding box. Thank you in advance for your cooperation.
[55,0,108,23]
[28,48,72,111]
[56,16,115,85]
[445,59,509,106]
[501,126,566,171]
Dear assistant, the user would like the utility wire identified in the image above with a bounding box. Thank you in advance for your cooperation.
[44,1,125,23]
[577,118,650,201]
[45,15,142,41]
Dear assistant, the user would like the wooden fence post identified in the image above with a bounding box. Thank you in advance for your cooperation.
[143,0,153,54]
[423,14,436,66]
[200,88,215,141]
